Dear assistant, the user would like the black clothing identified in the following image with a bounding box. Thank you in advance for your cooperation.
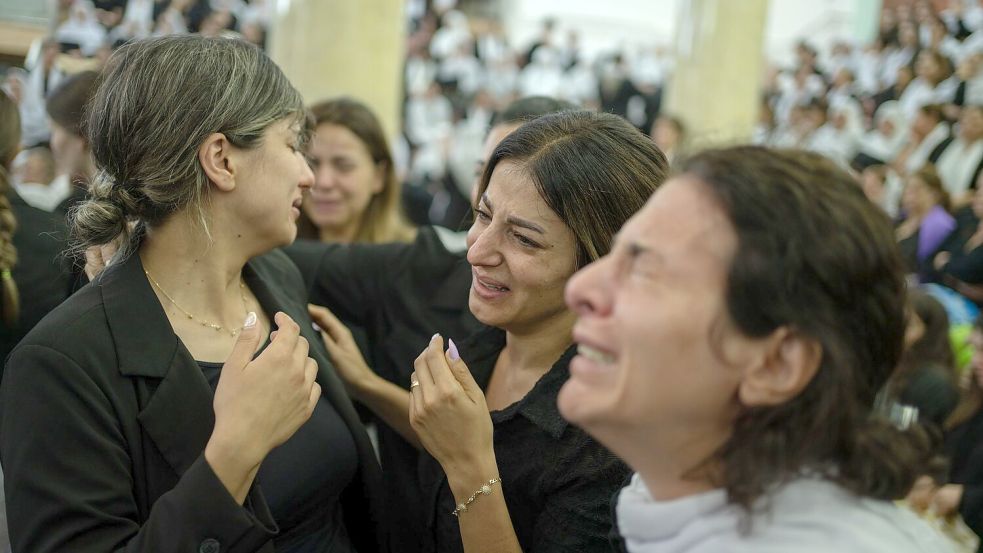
[0,249,387,553]
[934,209,983,286]
[198,361,358,553]
[0,191,72,362]
[283,228,482,551]
[420,326,630,552]
[898,231,921,275]
[944,406,983,551]
[894,364,960,429]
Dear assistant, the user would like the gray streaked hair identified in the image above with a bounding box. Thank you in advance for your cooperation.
[71,35,308,260]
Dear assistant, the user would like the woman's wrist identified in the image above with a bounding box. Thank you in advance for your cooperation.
[349,370,386,403]
[204,433,264,503]
[444,452,500,503]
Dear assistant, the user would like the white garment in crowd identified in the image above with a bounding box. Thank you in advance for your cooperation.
[14,174,73,213]
[935,136,983,197]
[904,122,951,174]
[807,100,864,167]
[897,77,959,123]
[616,474,956,553]
[404,93,453,146]
[430,10,472,60]
[518,48,564,98]
[858,101,909,162]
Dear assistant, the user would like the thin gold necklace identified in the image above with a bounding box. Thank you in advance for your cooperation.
[145,270,249,337]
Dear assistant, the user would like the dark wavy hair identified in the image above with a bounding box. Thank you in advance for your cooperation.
[476,111,669,268]
[681,146,933,511]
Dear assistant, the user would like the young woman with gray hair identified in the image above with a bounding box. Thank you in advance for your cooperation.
[0,36,386,553]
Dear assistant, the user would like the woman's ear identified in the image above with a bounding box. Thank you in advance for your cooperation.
[198,132,236,192]
[738,327,823,407]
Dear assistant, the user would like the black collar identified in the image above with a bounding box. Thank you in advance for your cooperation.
[460,326,574,440]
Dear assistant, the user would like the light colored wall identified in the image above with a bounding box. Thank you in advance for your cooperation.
[268,0,406,140]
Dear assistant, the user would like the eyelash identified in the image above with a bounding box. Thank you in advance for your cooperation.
[473,208,542,249]
[513,232,540,248]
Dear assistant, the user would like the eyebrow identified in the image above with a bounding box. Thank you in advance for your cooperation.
[481,193,547,234]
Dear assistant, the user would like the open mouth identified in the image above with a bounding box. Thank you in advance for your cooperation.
[577,343,615,364]
[477,278,509,292]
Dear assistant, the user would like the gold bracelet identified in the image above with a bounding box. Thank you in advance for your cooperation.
[451,478,501,517]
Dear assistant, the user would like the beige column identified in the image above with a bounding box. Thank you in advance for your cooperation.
[268,0,405,140]
[664,0,769,148]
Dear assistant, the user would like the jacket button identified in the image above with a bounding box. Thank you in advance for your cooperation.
[199,538,220,553]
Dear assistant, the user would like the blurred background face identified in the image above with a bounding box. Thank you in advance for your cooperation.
[915,51,941,82]
[651,118,681,151]
[861,168,886,204]
[48,120,86,177]
[303,123,383,239]
[960,107,983,141]
[912,110,938,136]
[901,176,936,216]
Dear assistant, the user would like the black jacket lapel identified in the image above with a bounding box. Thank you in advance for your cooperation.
[100,252,215,476]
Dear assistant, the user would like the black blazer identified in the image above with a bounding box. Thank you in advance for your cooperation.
[0,249,387,553]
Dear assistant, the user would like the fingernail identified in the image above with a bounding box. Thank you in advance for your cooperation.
[448,338,460,361]
[431,332,440,342]
[244,311,257,328]
[312,322,321,332]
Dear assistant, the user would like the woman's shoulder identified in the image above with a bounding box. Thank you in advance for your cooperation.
[746,479,955,552]
[623,479,956,553]
[3,282,114,381]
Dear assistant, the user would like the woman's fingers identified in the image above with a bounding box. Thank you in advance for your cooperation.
[424,334,459,394]
[307,304,351,342]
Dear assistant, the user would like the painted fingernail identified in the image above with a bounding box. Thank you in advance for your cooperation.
[448,338,460,361]
[244,311,257,328]
[312,322,321,332]
[431,332,440,342]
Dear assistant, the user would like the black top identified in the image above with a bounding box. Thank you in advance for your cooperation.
[934,208,983,286]
[0,191,72,362]
[419,326,630,553]
[944,406,983,551]
[283,228,483,550]
[197,361,357,553]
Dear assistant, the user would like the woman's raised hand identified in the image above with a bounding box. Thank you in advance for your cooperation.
[409,335,495,475]
[205,311,320,502]
[308,304,378,399]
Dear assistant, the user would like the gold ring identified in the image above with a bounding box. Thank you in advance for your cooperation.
[410,381,420,389]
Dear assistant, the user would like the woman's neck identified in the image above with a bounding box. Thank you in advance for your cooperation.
[500,310,576,374]
[139,213,252,329]
[608,420,732,502]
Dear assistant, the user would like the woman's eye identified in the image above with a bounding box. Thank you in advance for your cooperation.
[514,233,540,248]
[474,208,491,221]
